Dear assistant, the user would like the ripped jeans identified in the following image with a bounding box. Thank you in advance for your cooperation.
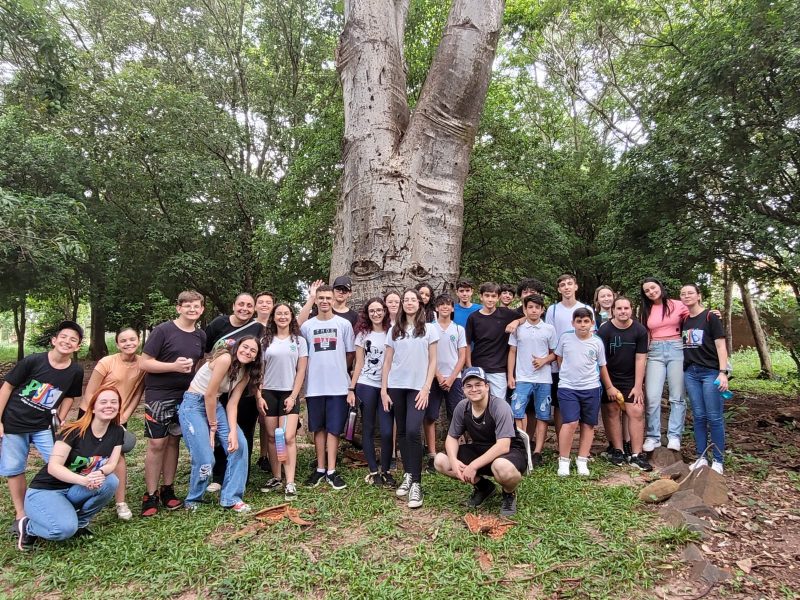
[178,391,248,507]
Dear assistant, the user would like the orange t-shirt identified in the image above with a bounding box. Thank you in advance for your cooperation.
[92,353,145,414]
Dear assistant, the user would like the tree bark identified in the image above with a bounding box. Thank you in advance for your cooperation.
[332,0,505,303]
[737,277,773,379]
[722,261,733,356]
[12,296,26,361]
[89,288,108,360]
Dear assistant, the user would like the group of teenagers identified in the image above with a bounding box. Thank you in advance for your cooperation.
[0,273,731,551]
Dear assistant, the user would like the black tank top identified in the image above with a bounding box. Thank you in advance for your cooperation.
[463,396,526,451]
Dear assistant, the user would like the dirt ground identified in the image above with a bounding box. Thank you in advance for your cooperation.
[2,361,799,599]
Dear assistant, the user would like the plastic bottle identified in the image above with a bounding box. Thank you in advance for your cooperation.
[275,416,287,463]
[713,379,734,401]
[344,406,357,441]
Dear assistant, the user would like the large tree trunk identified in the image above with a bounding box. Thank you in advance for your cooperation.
[89,287,108,360]
[737,277,773,379]
[332,0,505,303]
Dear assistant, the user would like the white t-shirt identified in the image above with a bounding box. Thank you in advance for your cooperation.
[509,320,557,383]
[434,321,467,377]
[545,301,594,373]
[554,332,606,390]
[261,335,308,391]
[386,323,438,390]
[300,315,355,396]
[355,330,387,388]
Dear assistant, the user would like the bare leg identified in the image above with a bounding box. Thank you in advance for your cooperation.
[603,403,623,450]
[8,474,26,519]
[423,419,437,455]
[161,435,180,486]
[491,458,522,493]
[114,455,127,503]
[628,403,645,454]
[326,433,340,472]
[258,414,269,459]
[144,437,168,494]
[265,416,280,479]
[558,421,579,457]
[554,407,563,436]
[314,430,327,471]
[284,415,299,483]
[577,423,595,457]
[534,419,548,453]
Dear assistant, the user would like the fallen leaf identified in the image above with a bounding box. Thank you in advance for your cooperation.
[475,549,493,572]
[464,513,516,540]
[736,558,753,574]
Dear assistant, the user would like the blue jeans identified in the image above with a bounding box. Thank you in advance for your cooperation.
[24,475,119,540]
[178,392,248,507]
[356,384,394,473]
[645,340,686,442]
[684,365,725,463]
[0,429,54,477]
[511,382,552,420]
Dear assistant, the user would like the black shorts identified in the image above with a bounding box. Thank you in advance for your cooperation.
[261,389,300,417]
[601,387,633,404]
[457,443,527,477]
[550,372,560,408]
[144,397,182,439]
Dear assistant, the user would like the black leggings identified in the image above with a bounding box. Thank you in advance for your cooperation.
[389,388,425,483]
[212,393,259,484]
[357,383,394,473]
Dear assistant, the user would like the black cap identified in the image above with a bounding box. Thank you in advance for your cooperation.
[332,275,352,291]
[56,320,84,341]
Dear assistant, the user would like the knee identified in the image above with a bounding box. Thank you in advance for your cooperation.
[148,438,168,452]
[198,462,214,480]
[491,461,521,487]
[433,453,449,474]
[102,474,119,493]
[50,518,78,541]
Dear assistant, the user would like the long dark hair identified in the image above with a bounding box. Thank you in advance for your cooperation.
[261,303,301,350]
[639,277,673,326]
[392,289,428,340]
[211,335,263,391]
[355,297,390,336]
[415,282,435,322]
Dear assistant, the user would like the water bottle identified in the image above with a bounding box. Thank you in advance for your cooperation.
[713,379,734,400]
[275,416,287,463]
[344,406,357,441]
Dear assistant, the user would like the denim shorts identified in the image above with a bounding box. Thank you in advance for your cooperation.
[0,430,54,477]
[510,382,552,420]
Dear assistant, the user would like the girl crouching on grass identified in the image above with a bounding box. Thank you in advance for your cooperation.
[17,386,125,550]
[178,336,262,513]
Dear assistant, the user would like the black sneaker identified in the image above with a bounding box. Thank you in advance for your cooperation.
[467,478,496,508]
[531,452,543,468]
[326,471,347,490]
[600,444,614,459]
[305,470,326,487]
[607,448,626,467]
[257,456,271,472]
[382,472,397,488]
[73,527,94,539]
[160,485,184,510]
[141,492,160,517]
[15,517,36,551]
[629,453,653,472]
[623,441,632,458]
[425,455,436,474]
[500,491,517,517]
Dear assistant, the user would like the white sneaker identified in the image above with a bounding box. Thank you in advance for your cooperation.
[407,483,423,509]
[711,461,724,475]
[557,457,571,477]
[642,438,660,453]
[576,456,590,476]
[667,438,681,451]
[206,482,222,493]
[116,502,132,521]
[689,457,709,471]
[396,472,412,497]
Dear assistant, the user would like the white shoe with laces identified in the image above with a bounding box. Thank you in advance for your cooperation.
[576,456,590,476]
[689,457,709,471]
[407,483,423,509]
[557,457,571,477]
[667,437,681,451]
[396,472,412,497]
[711,461,724,474]
[116,502,132,521]
[642,438,660,453]
[206,482,222,493]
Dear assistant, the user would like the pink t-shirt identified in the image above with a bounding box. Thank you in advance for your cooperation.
[646,299,689,341]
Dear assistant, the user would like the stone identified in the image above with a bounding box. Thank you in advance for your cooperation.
[663,490,721,520]
[677,466,729,506]
[659,507,709,538]
[682,542,705,563]
[659,461,690,482]
[638,479,680,503]
[650,447,682,469]
[691,560,732,585]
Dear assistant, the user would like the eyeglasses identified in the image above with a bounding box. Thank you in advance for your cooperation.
[334,287,350,293]
[368,309,384,315]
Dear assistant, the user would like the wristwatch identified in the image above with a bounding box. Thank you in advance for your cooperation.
[719,369,730,375]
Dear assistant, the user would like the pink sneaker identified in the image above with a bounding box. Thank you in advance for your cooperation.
[227,502,251,513]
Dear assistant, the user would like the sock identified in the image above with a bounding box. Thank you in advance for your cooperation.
[316,468,325,473]
[326,469,335,475]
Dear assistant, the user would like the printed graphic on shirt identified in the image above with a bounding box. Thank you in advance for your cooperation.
[608,335,638,355]
[682,328,704,348]
[19,379,63,411]
[312,328,339,352]
[69,454,108,475]
[362,339,383,379]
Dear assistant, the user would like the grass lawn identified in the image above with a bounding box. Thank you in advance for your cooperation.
[729,348,798,397]
[0,416,683,599]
